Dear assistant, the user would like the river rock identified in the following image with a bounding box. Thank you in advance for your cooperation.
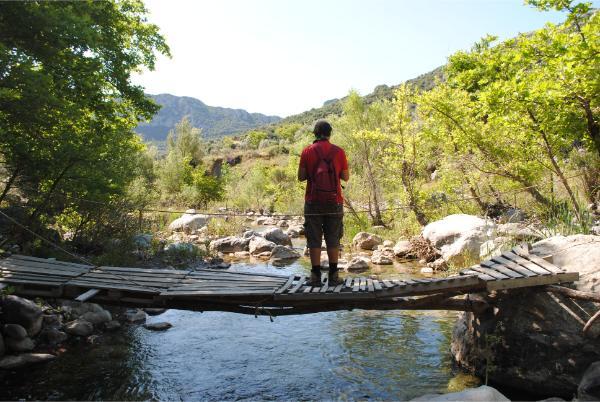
[65,319,94,337]
[81,310,112,325]
[42,314,63,328]
[209,236,250,253]
[422,214,495,265]
[410,385,509,401]
[383,240,394,247]
[420,267,434,274]
[352,232,383,250]
[256,217,277,226]
[371,249,393,265]
[578,361,600,400]
[452,235,600,398]
[0,353,56,370]
[393,240,413,258]
[249,236,276,255]
[270,245,300,262]
[164,241,197,254]
[345,257,370,272]
[286,225,304,238]
[143,322,172,331]
[5,336,35,352]
[3,323,28,340]
[242,230,259,239]
[125,309,147,324]
[144,308,167,316]
[40,327,68,345]
[0,295,43,336]
[262,228,292,246]
[168,210,210,234]
[277,220,289,228]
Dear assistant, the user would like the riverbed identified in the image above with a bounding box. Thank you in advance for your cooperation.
[0,254,469,401]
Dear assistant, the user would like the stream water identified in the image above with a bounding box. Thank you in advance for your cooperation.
[0,241,470,400]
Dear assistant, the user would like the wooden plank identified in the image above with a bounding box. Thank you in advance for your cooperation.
[344,277,353,288]
[376,275,483,298]
[359,277,367,292]
[469,266,510,280]
[373,280,382,291]
[382,280,395,288]
[367,279,374,292]
[491,256,537,277]
[0,262,86,276]
[303,286,313,293]
[486,273,578,291]
[400,279,418,285]
[82,272,182,284]
[160,289,275,296]
[275,275,297,294]
[461,270,496,281]
[9,255,92,269]
[352,278,360,292]
[75,288,101,302]
[66,280,157,293]
[2,258,90,273]
[502,252,552,276]
[320,283,329,293]
[311,286,321,293]
[334,284,343,293]
[99,266,189,275]
[512,248,564,274]
[0,273,65,283]
[479,260,523,278]
[0,277,63,286]
[287,276,306,294]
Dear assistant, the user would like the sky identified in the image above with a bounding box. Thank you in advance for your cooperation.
[132,0,592,117]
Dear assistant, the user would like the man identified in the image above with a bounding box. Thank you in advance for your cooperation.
[298,120,349,285]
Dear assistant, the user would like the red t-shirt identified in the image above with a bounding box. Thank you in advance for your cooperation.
[300,140,348,204]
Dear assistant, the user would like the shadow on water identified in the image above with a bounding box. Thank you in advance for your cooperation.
[0,257,462,401]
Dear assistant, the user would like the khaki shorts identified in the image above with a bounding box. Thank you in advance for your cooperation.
[304,203,344,248]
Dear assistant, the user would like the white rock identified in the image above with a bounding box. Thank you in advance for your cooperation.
[383,240,394,247]
[496,222,542,240]
[270,245,300,262]
[420,267,434,274]
[393,240,412,257]
[422,214,495,265]
[65,319,94,337]
[410,385,509,401]
[371,250,393,265]
[209,236,250,253]
[125,309,147,324]
[0,353,56,369]
[168,211,210,234]
[532,235,600,293]
[249,237,276,255]
[346,257,370,272]
[352,232,383,250]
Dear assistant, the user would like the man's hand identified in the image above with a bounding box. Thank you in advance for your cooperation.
[298,166,307,181]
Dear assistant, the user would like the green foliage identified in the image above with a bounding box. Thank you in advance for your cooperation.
[245,130,269,150]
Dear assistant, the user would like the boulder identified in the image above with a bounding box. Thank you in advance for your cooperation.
[81,310,112,325]
[393,240,413,258]
[242,230,259,239]
[410,385,509,402]
[345,257,370,272]
[383,240,394,247]
[270,245,300,263]
[143,322,172,331]
[262,228,292,246]
[209,236,250,253]
[249,236,276,255]
[168,210,210,234]
[3,324,28,340]
[65,319,94,337]
[422,214,495,265]
[371,249,393,265]
[233,251,250,258]
[42,314,62,328]
[286,225,304,238]
[125,309,147,324]
[353,232,383,250]
[40,327,68,345]
[578,361,600,401]
[427,258,448,271]
[452,235,600,398]
[0,295,43,336]
[5,336,34,352]
[0,353,56,370]
[164,242,197,254]
[495,223,543,241]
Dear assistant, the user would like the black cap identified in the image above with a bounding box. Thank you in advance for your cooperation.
[313,120,332,139]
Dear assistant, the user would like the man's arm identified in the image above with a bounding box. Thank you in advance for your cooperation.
[298,166,307,181]
[340,169,349,182]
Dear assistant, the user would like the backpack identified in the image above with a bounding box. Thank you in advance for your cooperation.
[309,144,340,204]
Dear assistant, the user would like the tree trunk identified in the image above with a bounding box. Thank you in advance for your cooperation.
[401,161,428,226]
[0,168,19,204]
[575,95,600,157]
[364,153,384,226]
[29,162,74,223]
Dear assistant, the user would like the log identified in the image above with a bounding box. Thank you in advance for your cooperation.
[543,285,600,304]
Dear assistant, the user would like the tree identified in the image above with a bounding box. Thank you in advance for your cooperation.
[0,0,170,235]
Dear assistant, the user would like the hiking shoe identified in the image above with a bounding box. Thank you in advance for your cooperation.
[309,270,321,286]
[328,269,342,286]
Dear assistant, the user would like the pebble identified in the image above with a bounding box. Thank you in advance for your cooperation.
[143,322,173,331]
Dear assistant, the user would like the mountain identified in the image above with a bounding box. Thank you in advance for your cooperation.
[277,66,444,126]
[136,94,281,140]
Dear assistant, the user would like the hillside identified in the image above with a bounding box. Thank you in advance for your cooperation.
[278,66,444,125]
[136,94,282,140]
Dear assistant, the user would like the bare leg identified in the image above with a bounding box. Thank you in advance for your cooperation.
[326,247,339,264]
[309,248,322,267]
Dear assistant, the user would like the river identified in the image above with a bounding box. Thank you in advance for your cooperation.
[0,248,471,400]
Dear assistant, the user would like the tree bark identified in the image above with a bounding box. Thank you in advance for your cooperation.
[401,160,428,226]
[0,167,19,205]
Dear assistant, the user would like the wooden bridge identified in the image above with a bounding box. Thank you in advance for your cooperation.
[0,245,579,316]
